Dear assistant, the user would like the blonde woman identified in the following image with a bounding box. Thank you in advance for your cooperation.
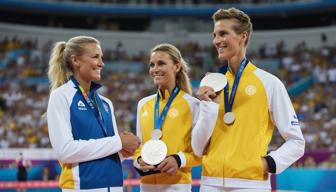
[133,43,218,192]
[47,36,140,191]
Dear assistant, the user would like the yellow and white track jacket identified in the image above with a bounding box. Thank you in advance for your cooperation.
[192,62,305,190]
[133,89,218,187]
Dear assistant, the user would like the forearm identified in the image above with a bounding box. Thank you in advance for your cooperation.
[191,101,219,157]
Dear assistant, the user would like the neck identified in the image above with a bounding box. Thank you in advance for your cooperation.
[74,74,91,94]
[159,82,176,96]
[228,49,246,74]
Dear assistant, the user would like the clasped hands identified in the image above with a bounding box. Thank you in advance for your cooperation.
[120,131,141,158]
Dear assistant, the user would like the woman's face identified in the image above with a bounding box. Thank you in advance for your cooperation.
[149,51,180,91]
[212,19,246,61]
[72,43,104,83]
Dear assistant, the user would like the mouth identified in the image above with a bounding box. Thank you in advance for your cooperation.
[94,69,101,74]
[217,46,227,54]
[152,74,164,81]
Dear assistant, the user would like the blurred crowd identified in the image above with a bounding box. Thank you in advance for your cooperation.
[0,36,335,168]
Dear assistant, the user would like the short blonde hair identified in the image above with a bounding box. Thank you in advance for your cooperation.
[212,7,253,46]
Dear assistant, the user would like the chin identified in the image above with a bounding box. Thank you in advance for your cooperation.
[218,56,227,61]
[153,81,162,87]
[93,75,101,81]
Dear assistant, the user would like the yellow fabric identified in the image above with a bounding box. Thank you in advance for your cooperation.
[202,63,273,181]
[134,89,201,184]
[59,162,75,189]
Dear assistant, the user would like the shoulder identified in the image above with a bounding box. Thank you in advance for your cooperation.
[49,80,77,101]
[138,94,156,108]
[253,67,284,88]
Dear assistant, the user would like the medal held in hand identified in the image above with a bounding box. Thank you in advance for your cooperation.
[141,87,179,165]
[200,72,227,92]
[141,139,167,165]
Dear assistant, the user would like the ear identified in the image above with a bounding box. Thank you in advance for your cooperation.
[70,54,80,68]
[174,62,181,73]
[241,31,248,46]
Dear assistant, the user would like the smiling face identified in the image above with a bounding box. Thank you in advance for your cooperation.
[149,51,181,92]
[213,19,247,62]
[72,43,104,88]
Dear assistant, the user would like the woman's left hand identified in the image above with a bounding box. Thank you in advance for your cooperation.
[156,156,179,175]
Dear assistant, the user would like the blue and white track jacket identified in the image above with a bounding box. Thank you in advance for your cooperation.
[47,77,123,191]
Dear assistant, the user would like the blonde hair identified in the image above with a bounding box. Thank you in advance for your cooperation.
[48,36,99,90]
[212,7,253,46]
[151,43,192,94]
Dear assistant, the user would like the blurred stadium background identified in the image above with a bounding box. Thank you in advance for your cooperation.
[0,0,336,191]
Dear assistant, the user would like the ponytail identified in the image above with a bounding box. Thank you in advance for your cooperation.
[176,58,192,94]
[48,41,72,90]
[47,36,99,91]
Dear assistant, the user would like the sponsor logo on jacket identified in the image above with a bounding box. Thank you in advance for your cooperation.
[78,100,87,110]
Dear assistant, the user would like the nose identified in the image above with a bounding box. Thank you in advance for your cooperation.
[99,58,104,68]
[151,64,159,72]
[213,36,221,47]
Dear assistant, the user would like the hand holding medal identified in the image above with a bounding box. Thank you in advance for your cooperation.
[199,58,248,125]
[140,87,180,166]
[141,129,168,165]
[198,72,227,102]
[200,72,228,92]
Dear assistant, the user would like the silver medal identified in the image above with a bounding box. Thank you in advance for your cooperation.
[151,129,162,140]
[200,73,228,92]
[224,112,235,125]
[141,139,167,165]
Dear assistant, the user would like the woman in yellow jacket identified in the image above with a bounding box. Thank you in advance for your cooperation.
[133,43,218,192]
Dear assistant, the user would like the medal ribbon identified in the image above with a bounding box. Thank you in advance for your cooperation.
[154,86,179,130]
[224,58,248,113]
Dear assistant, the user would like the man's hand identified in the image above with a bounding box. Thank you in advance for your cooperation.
[196,86,216,101]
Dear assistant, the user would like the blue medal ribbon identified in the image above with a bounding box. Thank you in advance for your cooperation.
[154,86,180,130]
[223,58,249,113]
[70,76,108,136]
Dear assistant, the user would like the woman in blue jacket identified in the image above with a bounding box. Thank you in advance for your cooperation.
[47,36,140,191]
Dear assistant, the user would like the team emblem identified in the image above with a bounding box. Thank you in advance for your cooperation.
[245,85,256,96]
[168,108,179,118]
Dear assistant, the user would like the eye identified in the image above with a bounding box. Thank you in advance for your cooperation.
[149,63,155,68]
[157,60,166,65]
[219,31,227,37]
